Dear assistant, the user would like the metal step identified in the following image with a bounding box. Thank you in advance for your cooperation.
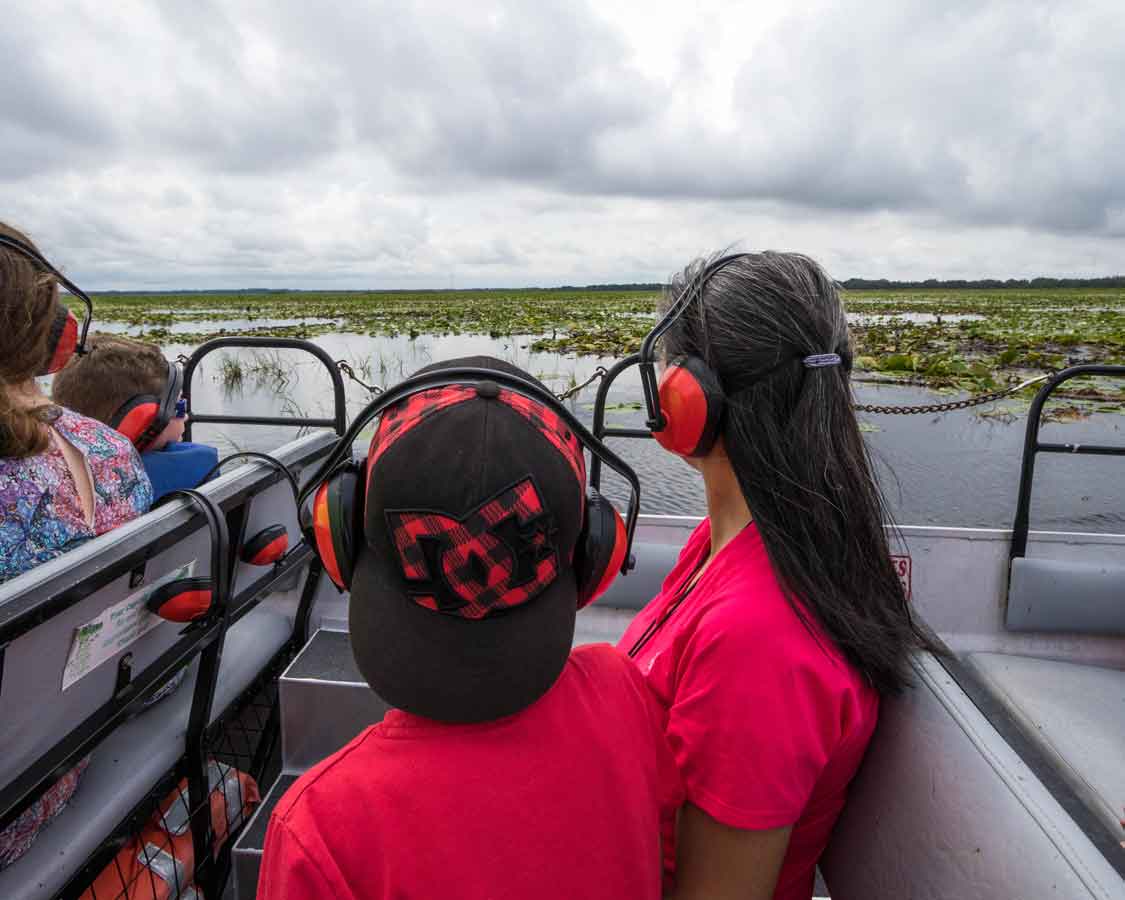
[230,772,298,900]
[279,629,390,773]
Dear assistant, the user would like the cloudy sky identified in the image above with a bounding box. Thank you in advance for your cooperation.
[3,0,1122,289]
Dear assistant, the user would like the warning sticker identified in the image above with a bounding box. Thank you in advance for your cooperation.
[891,555,912,601]
[61,560,197,691]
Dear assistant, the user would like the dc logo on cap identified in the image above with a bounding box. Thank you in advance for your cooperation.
[386,477,558,619]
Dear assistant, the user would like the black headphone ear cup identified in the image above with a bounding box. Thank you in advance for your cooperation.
[312,464,364,591]
[574,490,629,608]
[655,355,724,457]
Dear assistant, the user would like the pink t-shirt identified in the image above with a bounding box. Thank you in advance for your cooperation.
[618,520,879,900]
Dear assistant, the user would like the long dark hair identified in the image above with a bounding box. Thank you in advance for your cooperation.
[662,251,932,695]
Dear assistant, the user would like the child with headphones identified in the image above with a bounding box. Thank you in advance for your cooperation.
[53,335,218,501]
[257,356,682,900]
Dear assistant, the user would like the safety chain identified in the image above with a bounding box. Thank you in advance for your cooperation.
[555,367,608,402]
[334,361,610,403]
[853,373,1053,415]
[546,364,1055,416]
[196,352,1053,419]
[335,360,383,395]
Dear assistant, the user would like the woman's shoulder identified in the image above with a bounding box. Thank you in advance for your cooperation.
[52,408,153,521]
[52,408,138,460]
[0,432,63,484]
[693,525,786,628]
[693,542,854,678]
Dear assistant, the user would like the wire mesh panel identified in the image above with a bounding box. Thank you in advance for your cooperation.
[77,759,259,900]
[210,678,279,784]
[65,645,296,899]
[207,645,294,790]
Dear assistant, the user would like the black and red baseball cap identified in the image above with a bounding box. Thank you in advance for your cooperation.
[349,356,588,723]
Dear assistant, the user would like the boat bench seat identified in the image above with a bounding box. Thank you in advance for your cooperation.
[963,652,1125,836]
[0,604,293,900]
[0,432,337,900]
[1007,556,1125,634]
[821,652,1125,900]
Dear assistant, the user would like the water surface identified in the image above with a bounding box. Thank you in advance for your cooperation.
[164,331,1124,533]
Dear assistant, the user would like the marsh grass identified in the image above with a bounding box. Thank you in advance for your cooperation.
[84,286,1125,408]
[218,355,245,392]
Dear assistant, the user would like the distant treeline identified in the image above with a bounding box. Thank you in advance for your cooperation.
[840,276,1125,289]
[91,276,1125,295]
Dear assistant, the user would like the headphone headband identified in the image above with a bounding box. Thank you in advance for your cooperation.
[161,358,184,420]
[639,253,749,432]
[112,358,184,451]
[140,359,183,450]
[301,366,641,575]
[201,450,299,500]
[0,233,95,356]
[155,488,231,608]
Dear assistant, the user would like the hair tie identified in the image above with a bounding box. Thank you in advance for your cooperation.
[803,353,842,368]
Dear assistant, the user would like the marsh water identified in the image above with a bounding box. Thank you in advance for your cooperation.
[151,329,1124,533]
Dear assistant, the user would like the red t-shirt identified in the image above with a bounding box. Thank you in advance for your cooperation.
[257,643,683,900]
[618,520,879,900]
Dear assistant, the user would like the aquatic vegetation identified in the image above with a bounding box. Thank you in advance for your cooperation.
[79,286,1125,407]
[217,355,245,392]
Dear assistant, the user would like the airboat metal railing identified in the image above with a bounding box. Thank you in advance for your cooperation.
[0,436,333,899]
[182,336,348,439]
[588,353,645,492]
[1009,364,1125,561]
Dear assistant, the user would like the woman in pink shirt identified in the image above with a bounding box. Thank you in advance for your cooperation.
[619,252,935,900]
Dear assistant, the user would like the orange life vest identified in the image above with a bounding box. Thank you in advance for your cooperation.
[81,760,259,900]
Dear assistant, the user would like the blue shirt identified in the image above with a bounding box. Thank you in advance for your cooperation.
[141,441,219,501]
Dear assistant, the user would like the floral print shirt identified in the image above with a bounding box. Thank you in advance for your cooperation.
[0,408,153,583]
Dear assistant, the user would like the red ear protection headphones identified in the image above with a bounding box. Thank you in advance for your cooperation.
[0,233,94,376]
[201,452,300,568]
[109,359,185,452]
[639,253,856,458]
[300,367,641,608]
[41,304,80,375]
[147,489,229,623]
[638,253,750,458]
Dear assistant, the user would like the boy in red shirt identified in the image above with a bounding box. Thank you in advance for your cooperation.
[257,358,682,900]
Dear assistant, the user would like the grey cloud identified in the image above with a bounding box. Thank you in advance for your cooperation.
[1,1,344,179]
[243,0,1125,237]
[259,0,659,183]
[572,0,1125,236]
[0,15,119,179]
[2,0,1123,289]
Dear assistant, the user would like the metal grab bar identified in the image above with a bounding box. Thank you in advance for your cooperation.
[182,337,348,438]
[589,353,645,491]
[1009,363,1125,561]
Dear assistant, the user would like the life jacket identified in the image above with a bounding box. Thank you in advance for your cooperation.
[80,760,259,900]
